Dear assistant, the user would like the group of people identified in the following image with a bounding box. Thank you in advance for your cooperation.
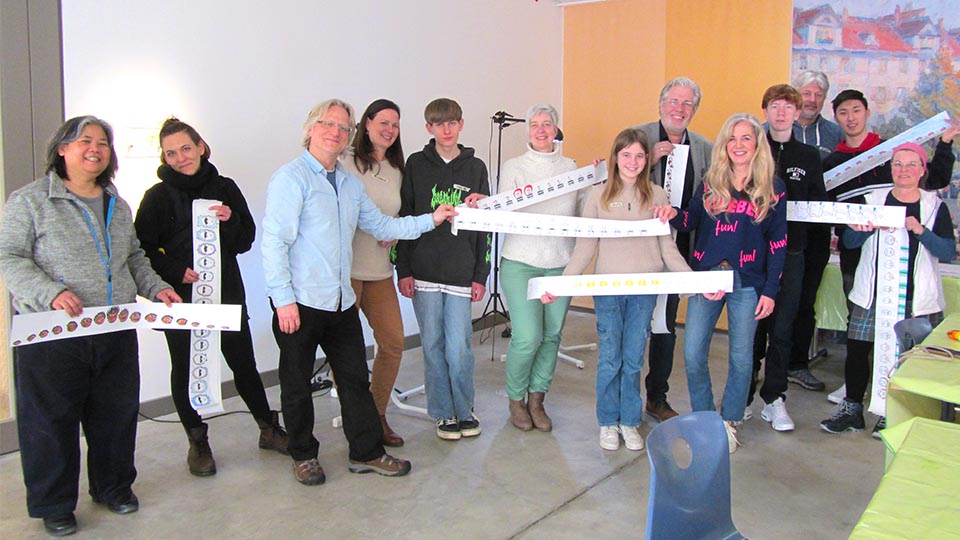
[1,69,957,536]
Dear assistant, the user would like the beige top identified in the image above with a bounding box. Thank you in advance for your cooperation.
[564,183,691,276]
[343,156,402,281]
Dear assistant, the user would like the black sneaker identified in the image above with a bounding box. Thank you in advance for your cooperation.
[872,417,886,440]
[436,418,461,440]
[821,399,865,433]
[787,368,826,391]
[459,414,481,437]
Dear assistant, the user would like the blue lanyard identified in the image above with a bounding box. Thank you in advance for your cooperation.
[76,194,116,304]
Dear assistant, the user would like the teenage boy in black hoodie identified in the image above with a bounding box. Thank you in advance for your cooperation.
[396,98,491,441]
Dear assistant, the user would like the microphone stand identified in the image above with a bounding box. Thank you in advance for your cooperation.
[476,111,524,351]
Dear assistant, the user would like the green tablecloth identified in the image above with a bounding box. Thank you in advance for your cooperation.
[851,418,960,539]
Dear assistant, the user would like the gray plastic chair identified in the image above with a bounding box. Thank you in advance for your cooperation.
[893,317,933,352]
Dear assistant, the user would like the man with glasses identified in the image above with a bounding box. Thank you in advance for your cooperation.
[635,77,712,423]
[262,98,457,485]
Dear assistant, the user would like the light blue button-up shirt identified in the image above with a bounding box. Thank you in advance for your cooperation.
[262,150,434,311]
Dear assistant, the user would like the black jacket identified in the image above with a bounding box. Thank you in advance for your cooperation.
[134,160,255,307]
[768,131,827,252]
[396,141,490,287]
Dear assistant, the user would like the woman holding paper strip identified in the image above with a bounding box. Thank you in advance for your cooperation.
[496,103,578,432]
[135,117,287,478]
[661,113,787,454]
[821,142,955,436]
[0,116,181,536]
[544,127,691,451]
[342,99,408,446]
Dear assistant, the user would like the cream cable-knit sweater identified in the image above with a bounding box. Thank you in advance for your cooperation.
[499,144,578,269]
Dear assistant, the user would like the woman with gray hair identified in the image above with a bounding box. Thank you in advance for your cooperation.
[496,104,578,431]
[0,116,181,536]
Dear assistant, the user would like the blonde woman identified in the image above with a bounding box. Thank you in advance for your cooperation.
[544,128,690,452]
[661,113,787,453]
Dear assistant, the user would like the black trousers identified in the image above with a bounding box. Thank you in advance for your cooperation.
[751,251,805,405]
[646,293,679,403]
[164,310,271,431]
[272,303,384,462]
[789,227,831,371]
[14,331,139,518]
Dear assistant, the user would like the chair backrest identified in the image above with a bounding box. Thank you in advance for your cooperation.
[893,317,933,352]
[645,411,743,540]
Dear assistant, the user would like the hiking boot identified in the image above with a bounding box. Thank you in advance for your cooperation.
[599,426,620,450]
[620,425,645,451]
[821,399,865,434]
[436,418,461,440]
[527,392,552,432]
[293,458,325,485]
[459,414,482,437]
[348,453,412,477]
[380,415,404,447]
[724,421,741,454]
[787,368,826,391]
[761,397,795,431]
[872,417,886,440]
[645,399,679,422]
[257,410,289,455]
[187,424,216,477]
[509,399,533,431]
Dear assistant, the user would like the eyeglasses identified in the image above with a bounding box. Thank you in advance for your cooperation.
[892,161,922,170]
[317,119,351,135]
[664,98,695,110]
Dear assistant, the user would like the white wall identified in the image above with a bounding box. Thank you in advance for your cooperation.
[61,0,564,402]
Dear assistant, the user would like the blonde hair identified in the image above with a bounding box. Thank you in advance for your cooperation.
[600,128,653,210]
[301,98,355,150]
[702,114,777,222]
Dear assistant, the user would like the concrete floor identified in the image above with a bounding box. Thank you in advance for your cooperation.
[0,310,883,539]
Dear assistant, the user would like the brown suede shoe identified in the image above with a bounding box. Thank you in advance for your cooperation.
[293,458,326,485]
[257,410,290,455]
[509,399,534,431]
[527,392,552,432]
[187,424,216,477]
[348,453,412,477]
[380,415,404,447]
[645,400,679,422]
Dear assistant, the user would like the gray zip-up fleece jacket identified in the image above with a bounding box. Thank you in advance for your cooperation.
[0,173,170,314]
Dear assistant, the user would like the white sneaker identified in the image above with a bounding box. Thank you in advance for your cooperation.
[724,421,741,454]
[619,425,645,451]
[828,384,846,404]
[742,406,753,422]
[599,426,620,451]
[761,397,796,431]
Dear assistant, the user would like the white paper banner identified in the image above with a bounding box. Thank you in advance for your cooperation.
[452,207,669,238]
[823,112,952,193]
[10,302,241,347]
[786,201,906,227]
[869,220,909,417]
[477,162,607,212]
[189,199,224,415]
[662,144,689,209]
[526,271,733,300]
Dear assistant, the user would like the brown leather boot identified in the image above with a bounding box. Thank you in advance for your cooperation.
[257,410,290,455]
[380,415,404,447]
[527,392,552,432]
[187,424,216,477]
[509,399,534,431]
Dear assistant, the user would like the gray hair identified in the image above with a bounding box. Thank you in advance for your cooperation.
[659,77,702,112]
[301,98,356,150]
[45,115,119,187]
[792,70,830,93]
[525,103,559,125]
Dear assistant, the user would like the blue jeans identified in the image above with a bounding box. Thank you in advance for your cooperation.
[594,294,656,427]
[412,290,475,420]
[684,270,759,423]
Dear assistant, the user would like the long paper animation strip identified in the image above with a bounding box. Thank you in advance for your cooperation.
[452,207,670,238]
[786,201,906,227]
[526,271,733,300]
[823,111,952,192]
[476,162,608,212]
[10,302,241,347]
